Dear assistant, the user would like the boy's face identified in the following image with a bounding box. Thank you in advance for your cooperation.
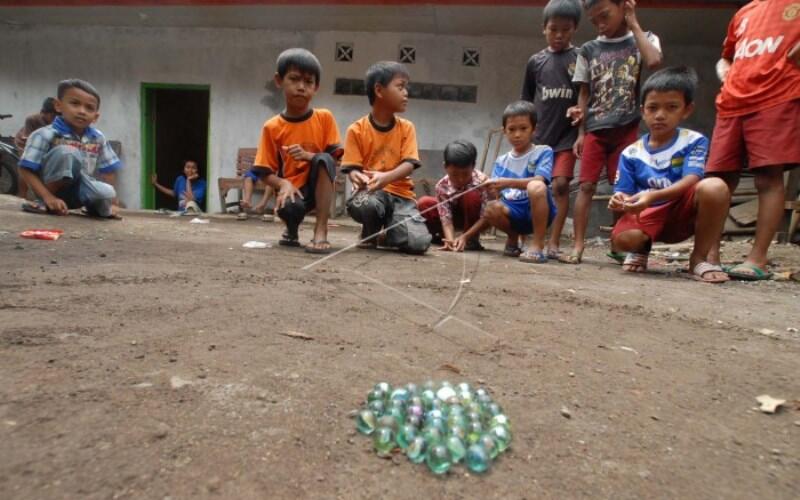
[183,161,199,178]
[376,75,409,113]
[445,165,474,190]
[543,17,577,52]
[275,67,318,112]
[642,90,694,140]
[504,115,536,153]
[55,87,99,132]
[588,0,626,38]
[41,111,57,124]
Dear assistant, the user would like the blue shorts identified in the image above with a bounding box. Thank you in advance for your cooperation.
[500,193,556,235]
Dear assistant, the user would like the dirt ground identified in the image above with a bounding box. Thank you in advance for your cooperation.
[1,194,799,500]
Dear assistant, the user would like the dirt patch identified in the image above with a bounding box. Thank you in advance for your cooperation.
[1,199,799,499]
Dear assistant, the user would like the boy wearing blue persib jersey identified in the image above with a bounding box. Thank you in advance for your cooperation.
[483,100,557,263]
[609,67,731,283]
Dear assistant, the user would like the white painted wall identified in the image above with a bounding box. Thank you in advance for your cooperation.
[0,24,722,210]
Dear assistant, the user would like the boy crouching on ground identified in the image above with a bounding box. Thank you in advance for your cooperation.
[342,61,431,254]
[247,48,343,254]
[484,100,556,263]
[609,67,730,283]
[19,79,121,218]
[417,140,490,252]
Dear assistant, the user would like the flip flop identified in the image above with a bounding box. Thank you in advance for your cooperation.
[236,212,248,221]
[606,251,626,265]
[726,262,773,281]
[546,248,562,260]
[622,252,649,273]
[503,244,522,257]
[21,200,49,215]
[305,240,332,254]
[690,262,729,284]
[519,249,548,264]
[79,207,123,220]
[279,231,301,247]
[558,250,583,264]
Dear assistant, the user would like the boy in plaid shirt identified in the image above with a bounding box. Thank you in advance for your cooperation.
[19,79,121,218]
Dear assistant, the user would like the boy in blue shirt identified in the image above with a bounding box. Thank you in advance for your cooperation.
[151,159,207,213]
[609,67,731,283]
[483,100,556,263]
[18,79,121,218]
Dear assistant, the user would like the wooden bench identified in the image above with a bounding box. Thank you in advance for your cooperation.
[217,147,348,216]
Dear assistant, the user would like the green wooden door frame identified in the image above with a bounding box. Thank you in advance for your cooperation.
[140,82,211,210]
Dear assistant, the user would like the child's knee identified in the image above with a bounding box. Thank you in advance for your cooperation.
[753,167,785,190]
[484,201,506,223]
[277,198,305,224]
[347,192,385,221]
[527,179,547,198]
[613,229,649,251]
[696,178,730,205]
[579,182,597,195]
[552,177,570,198]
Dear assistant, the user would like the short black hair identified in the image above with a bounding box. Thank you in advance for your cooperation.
[544,0,581,26]
[276,48,322,86]
[57,79,101,107]
[641,66,698,105]
[443,140,478,168]
[502,100,537,128]
[365,61,410,106]
[582,0,622,9]
[41,97,56,114]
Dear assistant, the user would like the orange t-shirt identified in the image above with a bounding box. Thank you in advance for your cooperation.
[253,108,342,188]
[716,0,800,117]
[341,115,421,200]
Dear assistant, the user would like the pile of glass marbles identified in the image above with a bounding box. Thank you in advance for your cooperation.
[355,381,512,475]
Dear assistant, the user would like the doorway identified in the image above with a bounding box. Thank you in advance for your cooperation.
[141,83,210,210]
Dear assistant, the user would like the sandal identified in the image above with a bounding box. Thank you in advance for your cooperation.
[236,212,248,221]
[690,262,729,283]
[622,252,649,273]
[726,262,773,281]
[546,248,561,260]
[305,240,332,254]
[279,231,301,247]
[503,244,522,257]
[21,200,49,215]
[519,249,548,264]
[558,250,583,264]
[606,251,626,265]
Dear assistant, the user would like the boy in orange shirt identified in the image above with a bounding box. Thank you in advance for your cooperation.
[247,48,343,253]
[706,0,800,280]
[341,61,432,254]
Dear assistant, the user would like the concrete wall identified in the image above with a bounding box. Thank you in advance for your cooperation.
[0,24,723,211]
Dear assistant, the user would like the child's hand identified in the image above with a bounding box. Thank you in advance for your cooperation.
[623,192,652,215]
[789,42,800,67]
[275,180,304,211]
[608,192,627,212]
[283,145,313,162]
[44,196,69,216]
[480,178,501,198]
[623,0,640,29]
[452,235,467,252]
[187,173,199,182]
[240,198,252,210]
[572,135,584,159]
[150,173,158,185]
[566,106,583,126]
[349,170,370,191]
[367,171,391,192]
[438,239,455,252]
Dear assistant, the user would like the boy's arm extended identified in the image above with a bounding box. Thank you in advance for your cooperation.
[367,161,415,192]
[569,83,590,158]
[20,168,68,215]
[625,0,662,69]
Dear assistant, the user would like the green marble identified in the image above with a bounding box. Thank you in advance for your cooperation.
[425,443,452,475]
[356,409,377,435]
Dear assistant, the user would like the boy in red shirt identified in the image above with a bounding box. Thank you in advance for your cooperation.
[707,0,800,280]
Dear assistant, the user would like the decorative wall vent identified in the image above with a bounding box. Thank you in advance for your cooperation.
[462,48,480,67]
[399,45,416,64]
[335,42,353,62]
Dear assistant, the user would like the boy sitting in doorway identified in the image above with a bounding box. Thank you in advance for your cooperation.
[18,79,121,218]
[151,159,206,213]
[483,100,556,263]
[245,48,343,254]
[342,61,432,254]
[609,67,731,283]
[417,140,490,252]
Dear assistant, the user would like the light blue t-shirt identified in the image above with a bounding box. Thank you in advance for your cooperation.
[614,128,708,205]
[491,145,553,202]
